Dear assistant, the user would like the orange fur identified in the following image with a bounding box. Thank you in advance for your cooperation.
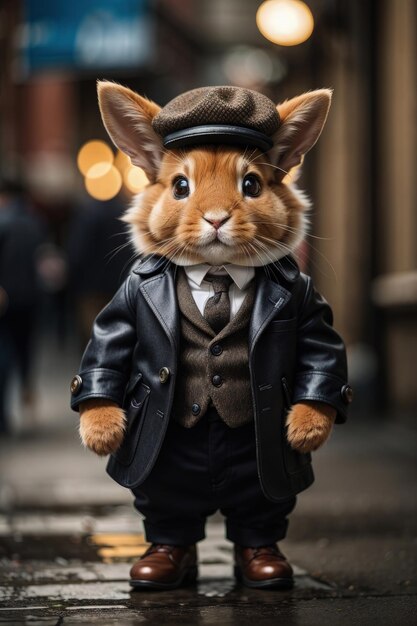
[286,401,336,453]
[79,399,126,456]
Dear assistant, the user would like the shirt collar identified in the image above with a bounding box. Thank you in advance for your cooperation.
[184,263,255,290]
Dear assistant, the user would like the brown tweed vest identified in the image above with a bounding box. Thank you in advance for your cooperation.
[171,268,255,428]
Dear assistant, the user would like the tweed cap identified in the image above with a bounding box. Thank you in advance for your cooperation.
[152,86,280,152]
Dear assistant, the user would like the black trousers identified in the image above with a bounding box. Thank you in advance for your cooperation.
[132,407,296,547]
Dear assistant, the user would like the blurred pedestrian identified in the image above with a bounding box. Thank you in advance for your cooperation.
[67,195,132,348]
[0,179,44,435]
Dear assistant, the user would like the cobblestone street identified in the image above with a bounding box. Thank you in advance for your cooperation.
[0,343,416,624]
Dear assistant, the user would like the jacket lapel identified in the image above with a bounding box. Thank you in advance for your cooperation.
[134,254,297,354]
[248,269,292,355]
[138,261,180,349]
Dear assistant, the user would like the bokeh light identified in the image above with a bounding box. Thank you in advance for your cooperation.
[85,163,122,200]
[222,46,274,87]
[114,149,131,175]
[86,161,113,178]
[124,166,149,194]
[256,0,314,46]
[77,140,114,176]
[77,144,148,200]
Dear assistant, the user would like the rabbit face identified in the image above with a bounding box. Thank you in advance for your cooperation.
[123,146,308,266]
[97,82,331,267]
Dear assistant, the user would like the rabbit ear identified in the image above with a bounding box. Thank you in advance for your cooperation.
[97,81,162,182]
[270,89,332,178]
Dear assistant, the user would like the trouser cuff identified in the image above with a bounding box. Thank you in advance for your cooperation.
[226,519,289,547]
[143,522,206,545]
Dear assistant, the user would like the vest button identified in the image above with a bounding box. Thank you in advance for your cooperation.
[210,343,223,356]
[159,367,170,384]
[212,375,223,387]
[192,403,201,416]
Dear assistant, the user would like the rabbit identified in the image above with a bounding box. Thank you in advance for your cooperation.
[79,83,337,455]
[72,82,350,590]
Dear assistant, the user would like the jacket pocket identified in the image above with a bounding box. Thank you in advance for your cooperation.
[281,377,311,474]
[115,380,150,466]
[124,371,143,401]
[267,317,297,333]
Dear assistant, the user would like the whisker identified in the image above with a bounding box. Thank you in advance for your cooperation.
[246,240,275,276]
[239,241,262,277]
[161,148,185,166]
[255,162,289,176]
[252,238,286,265]
[255,234,337,280]
[106,240,134,264]
[257,229,336,278]
[108,228,131,239]
[250,220,331,242]
[119,250,141,278]
[245,149,262,166]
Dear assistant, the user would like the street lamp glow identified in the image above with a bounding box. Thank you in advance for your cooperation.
[114,149,131,175]
[124,165,149,194]
[85,163,122,200]
[77,140,113,176]
[256,0,314,46]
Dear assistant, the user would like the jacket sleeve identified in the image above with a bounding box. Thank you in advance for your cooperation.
[293,276,350,423]
[70,275,137,411]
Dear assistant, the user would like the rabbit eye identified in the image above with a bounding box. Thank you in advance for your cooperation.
[242,174,261,198]
[173,176,190,199]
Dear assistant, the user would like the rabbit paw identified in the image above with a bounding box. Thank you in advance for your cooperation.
[79,399,126,456]
[286,401,336,453]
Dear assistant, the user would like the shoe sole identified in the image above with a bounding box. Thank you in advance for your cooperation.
[129,565,198,590]
[234,565,294,590]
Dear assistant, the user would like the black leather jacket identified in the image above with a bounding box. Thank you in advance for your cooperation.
[70,255,350,502]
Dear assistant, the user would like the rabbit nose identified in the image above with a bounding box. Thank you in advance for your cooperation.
[203,215,231,230]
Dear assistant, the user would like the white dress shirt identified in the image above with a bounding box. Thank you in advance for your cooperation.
[184,264,255,321]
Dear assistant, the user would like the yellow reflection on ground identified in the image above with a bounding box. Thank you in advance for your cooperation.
[97,546,147,561]
[91,533,147,545]
[89,533,149,563]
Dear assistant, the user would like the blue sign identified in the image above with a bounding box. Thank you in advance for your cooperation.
[19,0,153,75]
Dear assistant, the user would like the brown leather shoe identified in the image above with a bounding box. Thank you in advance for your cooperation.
[234,544,294,589]
[129,543,198,589]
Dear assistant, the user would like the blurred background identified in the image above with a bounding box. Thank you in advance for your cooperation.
[0,0,416,617]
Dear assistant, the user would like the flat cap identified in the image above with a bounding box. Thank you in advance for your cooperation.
[152,86,280,152]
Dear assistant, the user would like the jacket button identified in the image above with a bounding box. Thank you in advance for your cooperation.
[159,367,171,384]
[210,343,223,356]
[341,384,353,404]
[70,375,82,395]
[212,375,223,387]
[192,403,201,416]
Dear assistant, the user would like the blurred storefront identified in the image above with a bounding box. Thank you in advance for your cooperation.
[0,0,416,418]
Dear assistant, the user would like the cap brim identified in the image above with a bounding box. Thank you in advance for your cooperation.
[162,125,274,153]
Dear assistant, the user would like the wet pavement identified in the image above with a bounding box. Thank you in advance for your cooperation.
[0,343,416,624]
